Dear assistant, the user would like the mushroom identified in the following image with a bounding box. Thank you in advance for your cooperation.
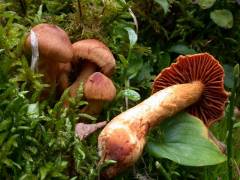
[98,53,228,178]
[69,39,116,96]
[67,39,116,115]
[57,62,72,95]
[81,72,116,116]
[24,23,73,95]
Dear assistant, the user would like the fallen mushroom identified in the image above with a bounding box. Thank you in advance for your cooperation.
[24,23,73,96]
[98,53,228,178]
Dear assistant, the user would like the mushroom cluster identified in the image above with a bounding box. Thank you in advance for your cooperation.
[98,53,228,178]
[24,24,228,179]
[24,23,116,117]
[69,39,116,116]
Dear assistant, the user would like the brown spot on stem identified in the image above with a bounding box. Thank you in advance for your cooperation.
[104,129,134,162]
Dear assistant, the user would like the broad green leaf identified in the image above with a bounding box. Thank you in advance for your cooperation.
[198,0,216,9]
[223,64,234,88]
[168,44,196,55]
[120,89,141,101]
[146,112,226,166]
[154,0,169,15]
[124,27,138,49]
[210,9,233,29]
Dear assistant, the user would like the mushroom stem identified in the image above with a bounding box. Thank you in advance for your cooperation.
[57,62,71,93]
[98,81,204,178]
[81,100,104,116]
[69,62,97,97]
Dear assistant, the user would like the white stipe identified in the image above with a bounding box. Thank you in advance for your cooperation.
[30,30,39,71]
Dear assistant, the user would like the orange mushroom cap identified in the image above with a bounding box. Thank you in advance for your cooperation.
[72,39,116,76]
[24,23,73,63]
[152,53,228,127]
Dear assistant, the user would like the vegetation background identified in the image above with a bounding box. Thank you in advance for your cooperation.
[0,0,239,179]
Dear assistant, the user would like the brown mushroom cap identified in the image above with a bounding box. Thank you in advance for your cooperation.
[72,39,116,76]
[152,53,228,127]
[84,72,116,101]
[24,23,73,63]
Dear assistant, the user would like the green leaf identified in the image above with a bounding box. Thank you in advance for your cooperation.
[233,64,240,79]
[27,103,39,118]
[40,163,53,180]
[120,89,141,101]
[0,132,8,145]
[3,158,21,169]
[124,27,137,49]
[168,44,196,55]
[0,119,12,132]
[99,159,117,171]
[234,122,240,128]
[154,0,169,15]
[158,52,171,71]
[146,112,226,166]
[127,57,143,79]
[210,9,233,29]
[223,64,234,88]
[198,0,216,9]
